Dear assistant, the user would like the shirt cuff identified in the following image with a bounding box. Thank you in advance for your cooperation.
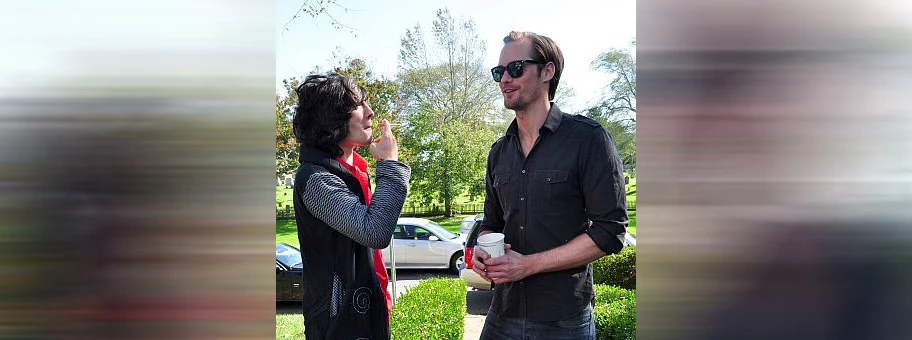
[376,159,411,179]
[586,226,624,255]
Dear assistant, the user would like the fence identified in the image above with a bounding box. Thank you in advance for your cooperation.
[399,203,485,217]
[277,199,635,219]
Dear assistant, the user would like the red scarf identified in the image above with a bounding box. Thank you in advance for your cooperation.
[335,152,393,318]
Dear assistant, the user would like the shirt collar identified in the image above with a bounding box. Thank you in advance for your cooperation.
[335,151,369,174]
[505,102,564,137]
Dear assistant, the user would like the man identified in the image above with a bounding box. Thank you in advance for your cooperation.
[472,31,628,339]
[293,73,410,340]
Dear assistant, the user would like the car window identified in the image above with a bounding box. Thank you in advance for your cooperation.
[467,221,484,246]
[393,225,408,240]
[413,227,432,240]
[276,244,303,269]
[398,225,417,239]
[425,221,458,240]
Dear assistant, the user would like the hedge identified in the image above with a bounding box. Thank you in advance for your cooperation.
[390,278,466,340]
[594,284,636,306]
[593,246,636,289]
[594,294,636,340]
[593,284,636,340]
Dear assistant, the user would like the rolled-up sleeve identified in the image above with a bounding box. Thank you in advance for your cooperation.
[580,127,628,255]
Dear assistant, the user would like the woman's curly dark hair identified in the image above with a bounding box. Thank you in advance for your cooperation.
[293,72,368,158]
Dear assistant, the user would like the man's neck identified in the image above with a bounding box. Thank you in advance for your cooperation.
[514,99,551,140]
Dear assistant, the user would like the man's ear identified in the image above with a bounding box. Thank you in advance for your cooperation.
[541,62,556,83]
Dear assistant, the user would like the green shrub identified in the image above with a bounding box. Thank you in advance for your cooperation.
[390,278,466,340]
[275,314,305,340]
[594,296,636,340]
[592,246,636,289]
[594,284,635,306]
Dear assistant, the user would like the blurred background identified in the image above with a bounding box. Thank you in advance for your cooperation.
[638,0,912,339]
[0,1,275,339]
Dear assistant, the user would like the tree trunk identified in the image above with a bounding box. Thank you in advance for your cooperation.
[443,169,452,216]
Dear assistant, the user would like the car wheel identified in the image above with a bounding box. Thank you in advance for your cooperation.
[449,251,465,274]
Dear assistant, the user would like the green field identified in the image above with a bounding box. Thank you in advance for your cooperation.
[276,186,293,210]
[276,219,298,247]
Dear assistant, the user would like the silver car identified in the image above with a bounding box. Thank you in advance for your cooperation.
[381,217,466,273]
[459,214,484,234]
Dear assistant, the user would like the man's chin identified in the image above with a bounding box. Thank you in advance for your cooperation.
[505,101,525,111]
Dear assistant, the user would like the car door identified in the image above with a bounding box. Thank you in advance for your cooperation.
[276,261,302,301]
[381,224,410,267]
[408,225,450,266]
[275,243,304,301]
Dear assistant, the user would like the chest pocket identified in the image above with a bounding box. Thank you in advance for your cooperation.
[532,170,568,185]
[532,170,570,212]
[494,173,511,187]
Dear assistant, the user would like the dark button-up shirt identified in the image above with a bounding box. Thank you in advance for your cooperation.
[481,104,628,321]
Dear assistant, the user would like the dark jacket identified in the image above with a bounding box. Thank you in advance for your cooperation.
[293,146,410,340]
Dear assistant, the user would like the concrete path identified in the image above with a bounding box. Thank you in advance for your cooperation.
[463,289,494,340]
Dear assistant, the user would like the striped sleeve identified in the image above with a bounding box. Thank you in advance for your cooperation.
[301,160,410,248]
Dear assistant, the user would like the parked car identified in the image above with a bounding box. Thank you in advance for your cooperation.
[460,215,494,290]
[381,217,467,273]
[459,213,484,234]
[276,242,303,302]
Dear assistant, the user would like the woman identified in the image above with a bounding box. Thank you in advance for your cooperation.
[292,72,410,340]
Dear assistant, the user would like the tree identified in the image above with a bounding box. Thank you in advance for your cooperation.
[589,39,637,169]
[553,84,578,113]
[397,9,502,216]
[284,0,359,35]
[274,58,401,181]
[591,39,636,125]
[276,79,301,181]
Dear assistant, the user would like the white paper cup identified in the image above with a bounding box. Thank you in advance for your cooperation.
[476,233,505,258]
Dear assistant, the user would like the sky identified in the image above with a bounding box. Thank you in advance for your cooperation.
[275,0,636,114]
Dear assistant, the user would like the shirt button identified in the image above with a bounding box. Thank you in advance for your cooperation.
[520,225,524,230]
[520,197,525,201]
[521,169,527,174]
[547,177,551,182]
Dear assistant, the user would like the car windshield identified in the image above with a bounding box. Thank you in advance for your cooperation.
[276,244,303,269]
[426,221,459,240]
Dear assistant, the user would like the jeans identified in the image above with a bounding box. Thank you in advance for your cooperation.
[479,305,595,340]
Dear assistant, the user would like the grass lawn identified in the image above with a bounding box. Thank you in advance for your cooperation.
[276,186,293,210]
[276,219,298,247]
[276,314,304,340]
[428,214,473,233]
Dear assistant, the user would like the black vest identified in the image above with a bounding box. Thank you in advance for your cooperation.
[293,146,389,340]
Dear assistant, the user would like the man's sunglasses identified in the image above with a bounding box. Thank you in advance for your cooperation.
[491,59,543,82]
